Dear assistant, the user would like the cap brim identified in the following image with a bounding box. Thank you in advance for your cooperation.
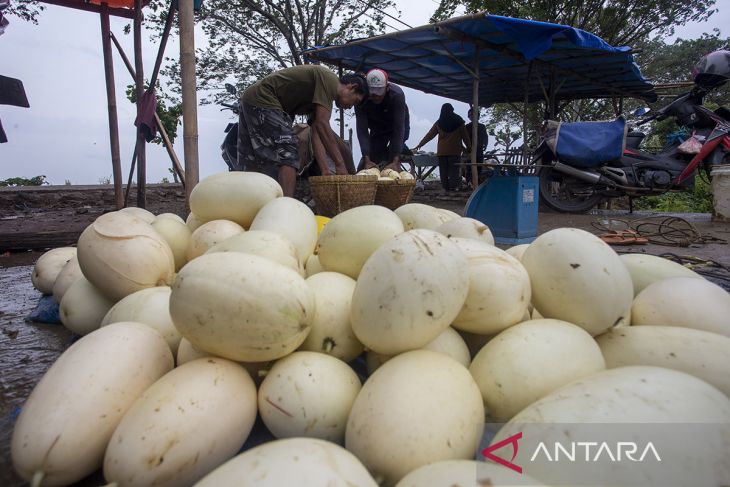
[369,87,386,96]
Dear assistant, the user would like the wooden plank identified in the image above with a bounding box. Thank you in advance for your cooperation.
[179,0,200,210]
[1,231,82,252]
[100,5,124,210]
[38,0,135,19]
[133,0,147,209]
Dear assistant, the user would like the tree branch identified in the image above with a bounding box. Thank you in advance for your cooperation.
[292,0,309,49]
[237,0,303,64]
[206,12,290,67]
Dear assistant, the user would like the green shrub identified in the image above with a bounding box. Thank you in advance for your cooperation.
[635,176,713,213]
[0,175,48,187]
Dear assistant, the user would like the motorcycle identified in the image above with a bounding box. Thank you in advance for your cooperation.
[218,84,356,207]
[534,51,730,213]
[220,84,241,171]
[219,83,356,178]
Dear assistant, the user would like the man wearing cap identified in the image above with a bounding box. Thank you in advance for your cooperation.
[238,64,368,196]
[355,68,410,172]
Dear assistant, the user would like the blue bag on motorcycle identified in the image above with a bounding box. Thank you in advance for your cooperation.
[545,117,627,168]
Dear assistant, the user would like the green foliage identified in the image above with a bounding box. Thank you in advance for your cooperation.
[0,175,48,187]
[431,0,717,46]
[4,1,45,24]
[489,124,521,152]
[641,117,681,151]
[637,34,730,108]
[629,34,730,148]
[432,0,723,153]
[125,84,183,145]
[635,176,714,213]
[143,0,397,105]
[638,33,728,89]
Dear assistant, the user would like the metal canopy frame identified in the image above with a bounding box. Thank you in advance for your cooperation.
[306,11,657,189]
[39,0,136,19]
[306,11,656,107]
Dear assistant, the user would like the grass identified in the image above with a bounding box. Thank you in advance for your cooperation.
[635,176,714,213]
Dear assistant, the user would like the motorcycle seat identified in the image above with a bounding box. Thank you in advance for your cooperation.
[545,118,627,168]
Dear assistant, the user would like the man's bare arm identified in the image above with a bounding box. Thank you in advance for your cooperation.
[311,104,348,175]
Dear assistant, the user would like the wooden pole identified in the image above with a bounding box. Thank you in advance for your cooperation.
[470,48,479,191]
[179,0,199,210]
[133,0,146,208]
[148,4,175,90]
[124,141,139,206]
[99,4,123,209]
[109,31,185,187]
[522,62,534,165]
[549,67,557,119]
[154,112,186,186]
[338,66,345,139]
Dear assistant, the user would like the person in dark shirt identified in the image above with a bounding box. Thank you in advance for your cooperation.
[355,69,410,172]
[465,108,488,164]
[464,108,490,186]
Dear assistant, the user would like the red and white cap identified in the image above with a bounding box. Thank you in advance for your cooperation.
[366,69,388,96]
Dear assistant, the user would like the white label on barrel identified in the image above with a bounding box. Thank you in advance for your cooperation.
[523,188,535,203]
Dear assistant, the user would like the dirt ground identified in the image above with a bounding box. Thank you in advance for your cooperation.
[2,182,729,265]
[0,184,187,254]
[0,183,728,485]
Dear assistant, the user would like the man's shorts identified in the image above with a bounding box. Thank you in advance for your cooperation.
[237,103,300,179]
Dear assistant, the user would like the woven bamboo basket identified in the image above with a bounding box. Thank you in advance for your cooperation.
[308,175,378,217]
[374,178,417,210]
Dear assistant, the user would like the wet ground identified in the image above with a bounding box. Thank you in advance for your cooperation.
[0,184,728,484]
[0,262,80,485]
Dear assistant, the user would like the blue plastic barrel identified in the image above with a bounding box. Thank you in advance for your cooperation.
[465,174,539,245]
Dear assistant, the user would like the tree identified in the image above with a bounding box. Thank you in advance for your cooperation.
[145,0,397,105]
[635,33,730,148]
[4,1,44,24]
[125,83,183,182]
[638,32,730,102]
[431,0,721,151]
[489,124,520,155]
[0,175,48,186]
[431,0,717,47]
[125,83,183,145]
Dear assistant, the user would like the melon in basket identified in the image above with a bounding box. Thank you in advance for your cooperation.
[308,175,378,217]
[374,178,416,211]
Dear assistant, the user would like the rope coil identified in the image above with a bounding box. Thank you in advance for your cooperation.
[592,216,727,247]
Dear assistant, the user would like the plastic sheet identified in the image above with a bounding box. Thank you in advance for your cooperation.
[25,295,61,324]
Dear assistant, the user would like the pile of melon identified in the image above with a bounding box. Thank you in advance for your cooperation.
[16,171,730,486]
[356,167,415,181]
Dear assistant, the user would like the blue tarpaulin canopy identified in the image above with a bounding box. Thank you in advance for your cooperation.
[305,12,657,107]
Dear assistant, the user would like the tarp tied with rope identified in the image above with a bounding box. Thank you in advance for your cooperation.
[305,13,657,106]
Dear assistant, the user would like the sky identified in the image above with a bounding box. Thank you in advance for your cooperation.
[0,1,728,185]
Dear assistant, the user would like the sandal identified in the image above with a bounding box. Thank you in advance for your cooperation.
[598,230,649,246]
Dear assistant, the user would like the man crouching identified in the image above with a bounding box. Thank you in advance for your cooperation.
[238,65,368,196]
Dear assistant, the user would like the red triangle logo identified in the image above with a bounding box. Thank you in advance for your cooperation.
[481,432,523,474]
